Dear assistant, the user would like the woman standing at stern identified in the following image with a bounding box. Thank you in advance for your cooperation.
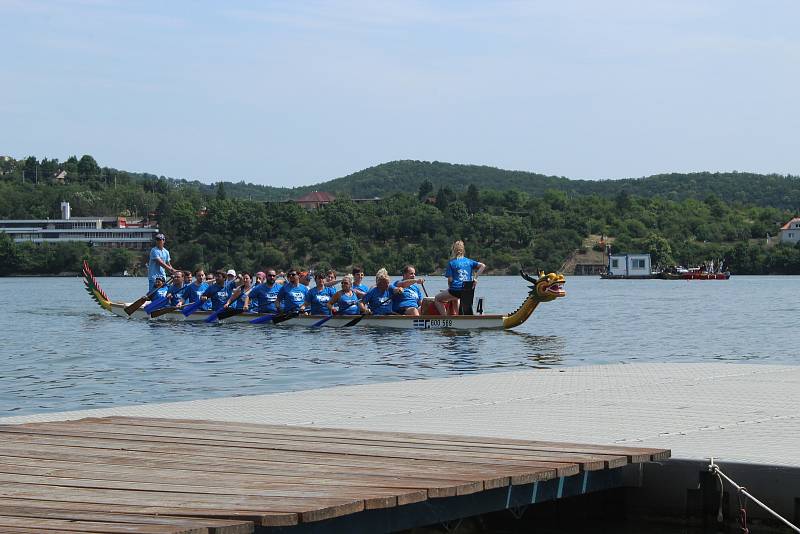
[434,240,485,316]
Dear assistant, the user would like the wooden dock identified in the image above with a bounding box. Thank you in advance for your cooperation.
[0,416,669,533]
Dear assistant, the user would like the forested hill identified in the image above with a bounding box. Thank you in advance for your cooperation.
[3,155,800,209]
[303,161,800,209]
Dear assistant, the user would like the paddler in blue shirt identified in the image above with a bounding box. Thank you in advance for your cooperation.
[306,272,336,315]
[392,265,426,316]
[164,270,188,307]
[248,268,284,314]
[352,267,368,298]
[147,233,174,292]
[327,274,360,316]
[361,269,395,315]
[183,268,210,310]
[200,270,231,312]
[277,269,308,314]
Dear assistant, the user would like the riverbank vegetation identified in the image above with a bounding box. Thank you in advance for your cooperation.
[1,155,798,275]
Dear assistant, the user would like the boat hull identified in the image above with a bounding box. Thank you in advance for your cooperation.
[108,302,507,330]
[659,272,731,280]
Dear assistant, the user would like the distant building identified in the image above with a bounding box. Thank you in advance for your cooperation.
[606,253,652,278]
[295,191,336,210]
[0,202,158,250]
[779,217,800,245]
[52,170,67,184]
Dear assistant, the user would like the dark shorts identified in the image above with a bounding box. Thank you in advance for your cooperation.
[396,306,418,314]
[448,289,464,298]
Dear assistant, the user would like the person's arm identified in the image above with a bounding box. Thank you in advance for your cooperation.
[474,262,486,277]
[395,278,425,289]
[225,287,242,308]
[243,292,250,311]
[323,279,341,288]
[327,291,342,312]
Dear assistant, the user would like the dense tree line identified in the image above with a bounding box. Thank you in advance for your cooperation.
[0,155,799,276]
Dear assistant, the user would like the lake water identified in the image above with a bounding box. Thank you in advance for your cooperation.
[1,275,797,417]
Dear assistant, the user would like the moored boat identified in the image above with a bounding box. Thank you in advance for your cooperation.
[82,262,566,330]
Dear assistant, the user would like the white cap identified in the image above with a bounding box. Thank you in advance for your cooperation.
[226,269,236,277]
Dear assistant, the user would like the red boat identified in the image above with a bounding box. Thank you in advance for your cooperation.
[659,266,731,280]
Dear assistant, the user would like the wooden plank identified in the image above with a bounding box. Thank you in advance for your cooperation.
[0,498,294,528]
[0,505,252,534]
[0,515,203,533]
[0,426,595,474]
[0,483,364,523]
[93,416,671,462]
[2,422,626,469]
[0,455,476,497]
[0,433,567,483]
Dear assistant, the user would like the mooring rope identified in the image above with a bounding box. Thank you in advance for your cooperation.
[708,458,800,533]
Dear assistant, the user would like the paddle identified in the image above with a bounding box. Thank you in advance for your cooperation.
[124,282,169,315]
[180,300,204,317]
[343,295,394,327]
[204,306,245,323]
[249,313,277,324]
[271,309,301,325]
[143,295,169,314]
[312,300,359,327]
[149,305,177,319]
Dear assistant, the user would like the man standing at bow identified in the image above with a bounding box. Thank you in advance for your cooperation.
[148,233,174,292]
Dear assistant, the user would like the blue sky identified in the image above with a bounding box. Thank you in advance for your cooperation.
[2,1,798,187]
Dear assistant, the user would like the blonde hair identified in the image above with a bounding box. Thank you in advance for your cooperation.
[451,240,465,258]
[375,268,390,283]
[342,274,354,285]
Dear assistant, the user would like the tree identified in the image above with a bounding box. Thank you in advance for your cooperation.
[465,184,480,214]
[216,181,227,201]
[645,234,674,269]
[77,155,100,181]
[418,179,433,201]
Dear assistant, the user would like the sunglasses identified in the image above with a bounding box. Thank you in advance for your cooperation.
[288,272,298,276]
[266,274,276,277]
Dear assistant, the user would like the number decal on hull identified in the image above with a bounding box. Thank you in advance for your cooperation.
[412,319,454,329]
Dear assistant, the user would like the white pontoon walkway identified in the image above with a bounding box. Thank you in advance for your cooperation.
[2,362,797,467]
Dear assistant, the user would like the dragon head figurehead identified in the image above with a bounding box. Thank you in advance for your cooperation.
[502,270,566,329]
[521,270,566,302]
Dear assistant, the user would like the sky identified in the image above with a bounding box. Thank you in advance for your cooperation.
[1,0,799,187]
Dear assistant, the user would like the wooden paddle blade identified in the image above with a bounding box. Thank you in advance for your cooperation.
[217,307,244,321]
[149,306,177,318]
[343,315,365,327]
[124,296,148,315]
[272,310,300,324]
[312,314,334,327]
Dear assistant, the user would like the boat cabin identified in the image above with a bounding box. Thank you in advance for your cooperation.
[607,253,652,278]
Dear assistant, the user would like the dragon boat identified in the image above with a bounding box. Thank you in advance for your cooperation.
[82,262,566,330]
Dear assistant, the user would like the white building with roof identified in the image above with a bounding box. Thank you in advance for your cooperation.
[0,202,158,249]
[779,217,800,245]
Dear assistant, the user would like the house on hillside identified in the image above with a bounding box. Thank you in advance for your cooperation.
[779,217,800,245]
[52,170,67,184]
[295,191,335,210]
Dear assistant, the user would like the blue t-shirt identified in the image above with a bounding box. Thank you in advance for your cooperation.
[306,286,336,315]
[445,257,480,290]
[184,282,210,309]
[353,283,369,296]
[166,283,188,306]
[153,286,168,300]
[362,287,394,315]
[201,283,231,311]
[229,286,252,310]
[148,247,171,281]
[278,283,308,313]
[336,291,361,315]
[393,282,423,311]
[249,283,282,314]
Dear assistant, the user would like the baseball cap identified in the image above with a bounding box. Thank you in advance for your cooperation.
[154,233,165,241]
[226,269,236,277]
